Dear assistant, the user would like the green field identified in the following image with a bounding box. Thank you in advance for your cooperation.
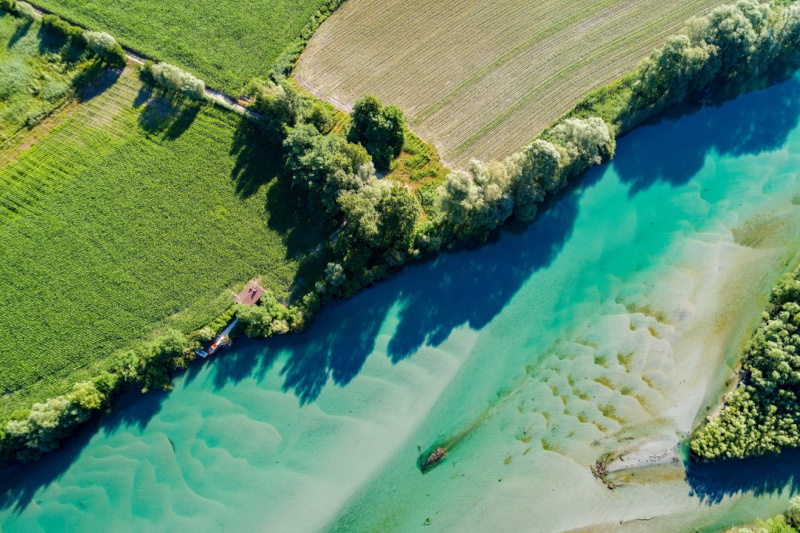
[0,68,322,417]
[0,13,95,148]
[295,0,728,166]
[33,0,332,92]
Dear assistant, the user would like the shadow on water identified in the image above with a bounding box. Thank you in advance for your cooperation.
[0,387,168,514]
[4,52,800,519]
[199,178,582,406]
[686,450,800,505]
[615,59,800,196]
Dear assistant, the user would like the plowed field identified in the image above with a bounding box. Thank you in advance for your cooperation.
[295,0,727,167]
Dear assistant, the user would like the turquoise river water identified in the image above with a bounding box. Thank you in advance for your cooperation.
[6,69,800,532]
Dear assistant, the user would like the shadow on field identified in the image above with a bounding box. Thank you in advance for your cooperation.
[135,86,200,140]
[7,16,32,49]
[615,57,800,196]
[686,450,800,505]
[201,170,587,404]
[228,116,329,295]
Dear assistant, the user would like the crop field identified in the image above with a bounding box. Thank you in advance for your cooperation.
[295,0,728,167]
[0,13,95,148]
[33,0,332,92]
[0,69,322,417]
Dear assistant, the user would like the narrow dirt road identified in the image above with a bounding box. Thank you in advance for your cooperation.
[23,1,261,120]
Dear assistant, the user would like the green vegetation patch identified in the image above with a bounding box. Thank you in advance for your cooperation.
[692,268,800,460]
[0,70,322,417]
[33,0,334,92]
[0,12,96,147]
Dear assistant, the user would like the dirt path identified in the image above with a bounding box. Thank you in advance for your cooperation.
[23,1,261,120]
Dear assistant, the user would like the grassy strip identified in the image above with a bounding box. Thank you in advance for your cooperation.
[30,0,342,93]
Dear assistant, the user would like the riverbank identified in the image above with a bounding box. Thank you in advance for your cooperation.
[5,61,800,530]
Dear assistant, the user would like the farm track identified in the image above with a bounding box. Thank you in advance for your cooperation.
[22,1,261,120]
[295,0,729,167]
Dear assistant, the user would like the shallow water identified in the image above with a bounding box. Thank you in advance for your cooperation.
[5,71,800,532]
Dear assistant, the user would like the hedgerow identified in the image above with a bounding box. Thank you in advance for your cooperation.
[5,0,800,465]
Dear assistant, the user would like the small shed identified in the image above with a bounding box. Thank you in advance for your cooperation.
[235,280,265,307]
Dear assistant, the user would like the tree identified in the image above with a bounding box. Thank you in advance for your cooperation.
[253,80,301,143]
[137,329,187,392]
[149,62,206,100]
[84,31,127,68]
[377,186,420,251]
[507,139,562,221]
[550,117,614,179]
[349,95,405,169]
[283,125,372,218]
[437,160,514,241]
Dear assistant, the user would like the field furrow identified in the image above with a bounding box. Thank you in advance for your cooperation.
[295,0,728,167]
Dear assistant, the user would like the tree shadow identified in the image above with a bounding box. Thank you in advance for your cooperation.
[75,66,122,103]
[205,172,587,404]
[228,116,328,296]
[0,386,167,514]
[135,86,200,141]
[229,118,281,199]
[685,449,800,506]
[615,58,800,197]
[386,190,580,362]
[7,17,32,49]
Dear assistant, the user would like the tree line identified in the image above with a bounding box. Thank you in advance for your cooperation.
[4,0,800,463]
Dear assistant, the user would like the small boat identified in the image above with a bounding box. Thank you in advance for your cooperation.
[195,349,209,358]
[420,446,448,473]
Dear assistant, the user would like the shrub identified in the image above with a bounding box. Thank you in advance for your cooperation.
[84,31,126,67]
[235,292,291,338]
[150,62,206,100]
[349,94,405,169]
[0,0,17,13]
[15,1,34,19]
[5,381,105,461]
[137,330,188,392]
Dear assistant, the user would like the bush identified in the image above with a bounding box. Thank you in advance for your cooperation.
[349,94,405,170]
[5,381,105,461]
[15,1,34,19]
[84,31,126,67]
[150,62,206,100]
[0,0,17,13]
[235,292,291,338]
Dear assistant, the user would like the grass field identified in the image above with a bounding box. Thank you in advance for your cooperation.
[295,0,728,167]
[33,0,332,92]
[0,13,95,148]
[0,68,323,417]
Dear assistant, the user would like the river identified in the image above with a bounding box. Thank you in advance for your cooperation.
[4,67,800,532]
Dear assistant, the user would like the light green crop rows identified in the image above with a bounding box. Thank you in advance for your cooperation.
[295,0,728,167]
[33,0,332,92]
[0,70,322,417]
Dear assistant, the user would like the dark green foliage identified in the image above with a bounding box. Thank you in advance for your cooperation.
[349,95,405,169]
[251,79,301,143]
[692,271,800,460]
[0,0,16,13]
[137,330,188,393]
[284,124,371,218]
[236,292,292,337]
